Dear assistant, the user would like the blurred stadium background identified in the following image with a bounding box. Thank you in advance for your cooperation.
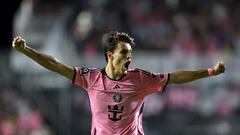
[0,0,240,135]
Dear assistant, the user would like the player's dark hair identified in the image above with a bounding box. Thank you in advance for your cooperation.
[102,31,135,61]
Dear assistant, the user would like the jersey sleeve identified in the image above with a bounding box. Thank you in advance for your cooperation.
[72,67,98,90]
[138,69,169,94]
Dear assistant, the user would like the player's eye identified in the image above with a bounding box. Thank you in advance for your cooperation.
[120,49,128,54]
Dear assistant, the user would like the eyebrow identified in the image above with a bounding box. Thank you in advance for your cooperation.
[120,48,132,52]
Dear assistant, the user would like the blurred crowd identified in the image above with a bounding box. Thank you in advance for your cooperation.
[14,0,240,55]
[0,84,53,135]
[67,0,239,56]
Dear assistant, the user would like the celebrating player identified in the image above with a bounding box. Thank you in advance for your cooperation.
[12,31,225,135]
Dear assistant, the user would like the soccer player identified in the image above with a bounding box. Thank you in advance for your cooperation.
[12,31,225,135]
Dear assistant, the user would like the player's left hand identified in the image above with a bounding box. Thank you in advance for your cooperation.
[213,61,225,75]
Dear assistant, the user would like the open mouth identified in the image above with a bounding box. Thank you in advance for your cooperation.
[124,61,131,69]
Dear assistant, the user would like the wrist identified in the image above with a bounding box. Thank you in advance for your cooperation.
[20,45,28,53]
[208,68,214,76]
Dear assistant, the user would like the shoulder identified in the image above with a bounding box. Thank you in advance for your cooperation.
[128,68,157,77]
[128,68,150,72]
[128,68,143,74]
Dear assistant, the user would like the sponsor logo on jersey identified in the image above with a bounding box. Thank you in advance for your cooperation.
[113,93,122,103]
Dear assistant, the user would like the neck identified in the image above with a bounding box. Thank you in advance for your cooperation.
[105,63,124,80]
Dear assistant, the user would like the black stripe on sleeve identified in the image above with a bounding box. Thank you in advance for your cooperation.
[138,103,144,135]
[162,73,170,93]
[72,67,77,84]
[138,130,143,135]
[94,128,97,135]
[140,103,144,114]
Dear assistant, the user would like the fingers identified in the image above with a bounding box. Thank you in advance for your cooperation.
[12,36,25,46]
[219,64,225,73]
[217,60,226,74]
[13,36,25,43]
[12,36,26,52]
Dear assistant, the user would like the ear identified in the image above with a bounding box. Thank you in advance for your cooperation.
[107,51,113,61]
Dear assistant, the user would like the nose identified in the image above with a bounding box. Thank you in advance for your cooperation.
[127,53,132,60]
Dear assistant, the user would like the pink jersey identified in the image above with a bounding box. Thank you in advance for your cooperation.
[73,67,169,135]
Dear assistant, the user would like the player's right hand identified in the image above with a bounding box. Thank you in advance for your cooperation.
[12,36,26,52]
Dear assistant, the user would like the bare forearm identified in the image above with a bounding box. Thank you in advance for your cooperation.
[169,69,209,84]
[12,36,75,80]
[21,46,74,80]
[22,46,60,72]
[168,61,225,85]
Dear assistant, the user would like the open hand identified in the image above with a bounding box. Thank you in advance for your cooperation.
[12,36,26,52]
[213,61,226,75]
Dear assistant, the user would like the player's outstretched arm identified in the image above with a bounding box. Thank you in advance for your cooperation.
[12,36,75,81]
[168,61,225,84]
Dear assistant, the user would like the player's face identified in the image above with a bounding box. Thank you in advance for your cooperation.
[111,42,132,74]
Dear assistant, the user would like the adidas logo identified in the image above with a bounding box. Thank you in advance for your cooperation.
[113,84,120,89]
